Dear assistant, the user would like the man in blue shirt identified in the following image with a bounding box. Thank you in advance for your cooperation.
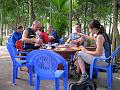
[48,25,60,43]
[9,26,23,46]
[66,23,85,46]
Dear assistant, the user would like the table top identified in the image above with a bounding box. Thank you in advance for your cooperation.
[52,45,81,53]
[40,44,96,53]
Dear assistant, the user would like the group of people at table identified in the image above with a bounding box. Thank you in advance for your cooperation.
[9,20,111,84]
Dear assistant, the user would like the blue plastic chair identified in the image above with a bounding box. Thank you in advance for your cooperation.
[90,45,120,89]
[6,43,33,85]
[8,37,12,43]
[59,38,64,44]
[27,50,68,90]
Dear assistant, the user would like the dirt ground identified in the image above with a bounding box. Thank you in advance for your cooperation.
[0,46,120,90]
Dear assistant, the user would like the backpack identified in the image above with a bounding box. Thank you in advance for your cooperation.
[69,80,97,90]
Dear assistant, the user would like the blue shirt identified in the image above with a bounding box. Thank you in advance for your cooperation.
[69,33,85,46]
[50,30,59,43]
[69,33,81,40]
[11,31,22,45]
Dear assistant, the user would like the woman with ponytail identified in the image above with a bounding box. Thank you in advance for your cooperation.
[76,20,111,83]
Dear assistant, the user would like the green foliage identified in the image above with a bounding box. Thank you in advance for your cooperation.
[0,0,119,39]
[51,13,68,38]
[49,0,69,37]
[50,0,68,11]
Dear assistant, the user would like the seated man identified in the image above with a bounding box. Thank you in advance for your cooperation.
[66,23,85,46]
[22,20,42,51]
[48,25,60,43]
[9,26,23,46]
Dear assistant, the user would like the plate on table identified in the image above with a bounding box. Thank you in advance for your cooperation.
[70,46,81,50]
[57,45,66,48]
[54,47,67,51]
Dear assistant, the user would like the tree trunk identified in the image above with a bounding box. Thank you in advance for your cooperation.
[77,16,80,23]
[15,16,18,29]
[83,1,88,34]
[28,0,35,26]
[69,0,72,33]
[109,15,112,37]
[0,9,3,45]
[112,0,120,63]
[5,24,8,37]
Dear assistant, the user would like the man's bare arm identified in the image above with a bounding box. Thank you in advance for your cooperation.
[22,30,35,43]
[66,38,71,43]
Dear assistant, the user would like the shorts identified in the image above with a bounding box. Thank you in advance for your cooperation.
[77,51,109,67]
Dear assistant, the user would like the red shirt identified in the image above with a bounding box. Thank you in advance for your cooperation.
[41,32,49,44]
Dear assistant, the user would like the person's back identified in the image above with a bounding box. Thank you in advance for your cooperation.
[11,31,22,44]
[101,33,111,58]
[9,26,23,46]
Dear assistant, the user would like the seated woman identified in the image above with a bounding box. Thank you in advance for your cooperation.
[36,26,49,44]
[76,20,111,83]
[66,23,85,46]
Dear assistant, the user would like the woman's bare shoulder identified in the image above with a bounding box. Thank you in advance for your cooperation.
[96,34,105,44]
[96,34,104,40]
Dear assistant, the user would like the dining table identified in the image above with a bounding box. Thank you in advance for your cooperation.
[40,44,96,77]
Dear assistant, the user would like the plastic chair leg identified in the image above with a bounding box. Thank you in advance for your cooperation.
[34,74,40,90]
[94,69,98,78]
[13,66,17,84]
[29,66,33,86]
[55,78,59,90]
[63,76,68,90]
[107,66,112,89]
[90,64,94,80]
[15,67,18,79]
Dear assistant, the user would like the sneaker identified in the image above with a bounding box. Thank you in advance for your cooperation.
[76,74,89,84]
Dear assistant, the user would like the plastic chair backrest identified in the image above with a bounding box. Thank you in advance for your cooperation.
[111,45,120,60]
[27,50,67,76]
[30,51,59,76]
[27,50,64,64]
[6,43,17,64]
[8,37,12,43]
[40,50,68,68]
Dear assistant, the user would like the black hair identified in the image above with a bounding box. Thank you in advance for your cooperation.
[75,23,81,28]
[40,26,44,32]
[89,20,105,35]
[17,26,23,29]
